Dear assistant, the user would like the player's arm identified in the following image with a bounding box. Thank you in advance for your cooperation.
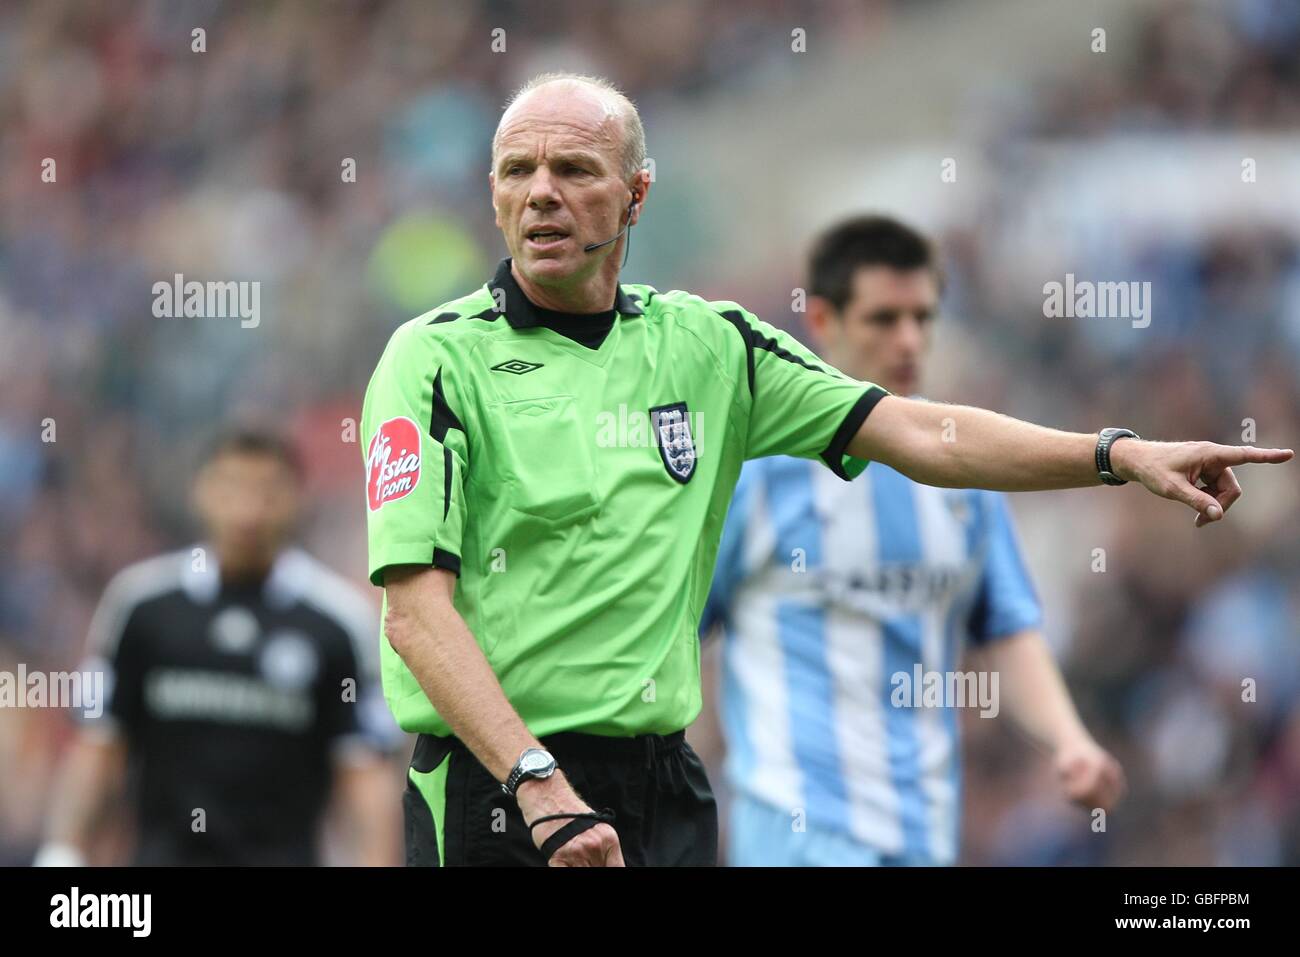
[37,570,148,866]
[36,731,127,866]
[382,566,623,866]
[959,491,1122,812]
[966,631,1124,812]
[322,606,404,867]
[331,756,402,866]
[850,395,1293,524]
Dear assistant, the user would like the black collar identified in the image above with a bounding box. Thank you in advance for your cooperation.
[487,258,644,329]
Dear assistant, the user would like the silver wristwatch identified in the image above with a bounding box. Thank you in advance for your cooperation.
[502,747,557,796]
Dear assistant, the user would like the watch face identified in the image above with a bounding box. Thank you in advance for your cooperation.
[521,750,553,774]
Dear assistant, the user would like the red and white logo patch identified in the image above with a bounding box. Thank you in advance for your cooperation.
[366,416,422,512]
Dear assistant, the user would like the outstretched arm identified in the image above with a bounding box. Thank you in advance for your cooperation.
[850,395,1292,525]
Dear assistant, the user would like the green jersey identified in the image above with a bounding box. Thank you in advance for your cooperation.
[363,258,887,738]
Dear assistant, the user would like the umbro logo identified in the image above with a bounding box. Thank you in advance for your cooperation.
[491,359,544,375]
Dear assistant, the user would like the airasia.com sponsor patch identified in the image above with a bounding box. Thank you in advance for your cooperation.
[367,416,421,511]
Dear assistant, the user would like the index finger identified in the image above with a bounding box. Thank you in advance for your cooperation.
[1207,446,1294,466]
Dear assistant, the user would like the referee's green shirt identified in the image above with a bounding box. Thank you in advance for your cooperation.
[363,258,888,738]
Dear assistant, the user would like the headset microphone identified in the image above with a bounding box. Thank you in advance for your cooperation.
[583,196,639,266]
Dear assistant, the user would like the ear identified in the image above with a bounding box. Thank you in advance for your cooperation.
[628,169,651,226]
[805,295,837,348]
[489,171,500,227]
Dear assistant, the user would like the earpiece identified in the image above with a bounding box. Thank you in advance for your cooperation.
[584,192,642,257]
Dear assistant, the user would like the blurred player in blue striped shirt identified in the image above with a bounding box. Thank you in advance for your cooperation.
[702,216,1125,866]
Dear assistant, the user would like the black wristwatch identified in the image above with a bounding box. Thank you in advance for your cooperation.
[502,747,557,796]
[1095,428,1140,486]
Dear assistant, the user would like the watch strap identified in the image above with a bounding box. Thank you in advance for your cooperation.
[1096,428,1140,486]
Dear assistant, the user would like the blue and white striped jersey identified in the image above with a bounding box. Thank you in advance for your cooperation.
[703,455,1042,864]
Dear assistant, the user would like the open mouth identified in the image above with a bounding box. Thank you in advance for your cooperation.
[525,228,570,248]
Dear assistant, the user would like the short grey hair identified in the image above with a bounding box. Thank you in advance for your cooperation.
[493,72,646,182]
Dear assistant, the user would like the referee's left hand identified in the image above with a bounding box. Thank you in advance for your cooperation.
[518,772,626,867]
[1109,440,1293,527]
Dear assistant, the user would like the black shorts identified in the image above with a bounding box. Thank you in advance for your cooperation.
[403,729,718,866]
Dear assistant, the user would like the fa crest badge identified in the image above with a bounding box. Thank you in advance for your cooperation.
[650,402,697,483]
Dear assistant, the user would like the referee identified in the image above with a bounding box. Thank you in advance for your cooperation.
[363,72,1292,867]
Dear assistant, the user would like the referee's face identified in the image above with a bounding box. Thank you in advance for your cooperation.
[490,85,641,292]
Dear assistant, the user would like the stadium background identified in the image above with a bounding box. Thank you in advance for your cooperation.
[1,0,1297,865]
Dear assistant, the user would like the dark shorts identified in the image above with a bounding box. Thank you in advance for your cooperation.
[403,729,718,866]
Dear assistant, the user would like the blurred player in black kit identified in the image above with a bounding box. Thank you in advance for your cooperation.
[37,429,402,866]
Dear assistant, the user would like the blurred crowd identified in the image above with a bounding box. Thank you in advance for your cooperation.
[1,0,1297,865]
[1027,0,1300,134]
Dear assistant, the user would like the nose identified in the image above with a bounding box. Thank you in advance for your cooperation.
[228,498,267,533]
[896,314,926,353]
[526,166,561,210]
